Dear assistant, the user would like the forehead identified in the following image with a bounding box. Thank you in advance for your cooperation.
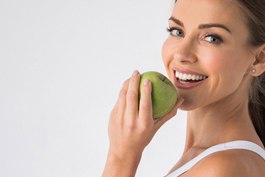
[172,0,246,29]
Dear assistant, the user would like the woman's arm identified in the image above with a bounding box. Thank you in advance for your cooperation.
[102,149,142,177]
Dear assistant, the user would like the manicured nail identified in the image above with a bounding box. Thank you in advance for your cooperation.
[132,70,139,76]
[143,79,149,86]
[177,97,184,106]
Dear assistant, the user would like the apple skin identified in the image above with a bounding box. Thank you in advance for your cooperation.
[139,71,178,120]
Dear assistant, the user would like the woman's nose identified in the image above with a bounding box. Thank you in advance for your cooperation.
[173,39,198,64]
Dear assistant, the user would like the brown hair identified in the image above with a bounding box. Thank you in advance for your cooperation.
[237,0,265,146]
[174,0,265,145]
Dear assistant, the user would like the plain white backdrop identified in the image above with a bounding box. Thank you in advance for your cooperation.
[0,0,187,176]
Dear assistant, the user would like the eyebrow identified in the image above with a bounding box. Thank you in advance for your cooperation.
[198,24,231,33]
[169,17,184,27]
[168,16,232,34]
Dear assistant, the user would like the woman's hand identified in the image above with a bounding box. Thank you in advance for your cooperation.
[102,70,183,177]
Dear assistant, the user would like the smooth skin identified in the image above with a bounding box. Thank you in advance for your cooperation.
[163,0,265,176]
[102,0,265,176]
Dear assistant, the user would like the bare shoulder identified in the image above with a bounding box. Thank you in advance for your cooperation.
[182,149,265,177]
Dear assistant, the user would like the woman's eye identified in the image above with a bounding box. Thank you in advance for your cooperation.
[204,35,223,44]
[167,28,184,37]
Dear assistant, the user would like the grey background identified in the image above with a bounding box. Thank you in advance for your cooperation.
[0,0,187,176]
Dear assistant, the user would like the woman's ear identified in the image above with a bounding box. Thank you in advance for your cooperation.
[250,44,265,76]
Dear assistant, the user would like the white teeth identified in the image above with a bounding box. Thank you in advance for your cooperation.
[183,74,187,80]
[175,71,208,81]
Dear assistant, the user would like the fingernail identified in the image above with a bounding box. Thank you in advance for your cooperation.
[132,70,139,76]
[143,79,149,86]
[177,98,184,106]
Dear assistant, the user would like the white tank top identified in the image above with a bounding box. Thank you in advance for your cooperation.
[166,140,265,177]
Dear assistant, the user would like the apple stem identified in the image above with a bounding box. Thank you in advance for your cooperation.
[161,76,166,82]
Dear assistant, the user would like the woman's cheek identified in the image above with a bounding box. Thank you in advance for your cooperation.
[162,39,171,63]
[200,51,229,74]
[161,38,173,73]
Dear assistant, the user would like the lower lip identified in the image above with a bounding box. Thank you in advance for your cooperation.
[174,77,206,89]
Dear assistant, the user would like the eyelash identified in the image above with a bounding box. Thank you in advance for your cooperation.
[166,27,223,44]
[166,27,184,37]
[204,33,223,44]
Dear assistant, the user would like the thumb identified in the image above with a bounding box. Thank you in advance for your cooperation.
[154,97,184,130]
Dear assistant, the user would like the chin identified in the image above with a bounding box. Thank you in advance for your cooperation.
[178,105,195,111]
[178,96,202,111]
[177,100,192,111]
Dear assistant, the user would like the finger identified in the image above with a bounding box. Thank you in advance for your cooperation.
[154,97,184,130]
[139,79,153,124]
[116,79,129,122]
[125,70,140,119]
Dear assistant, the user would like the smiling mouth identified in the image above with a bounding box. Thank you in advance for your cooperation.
[174,70,208,89]
[175,71,208,83]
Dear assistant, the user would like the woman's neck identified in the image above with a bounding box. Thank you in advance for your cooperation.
[183,96,259,152]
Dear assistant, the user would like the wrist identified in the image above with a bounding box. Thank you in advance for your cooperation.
[102,150,142,177]
[108,147,143,162]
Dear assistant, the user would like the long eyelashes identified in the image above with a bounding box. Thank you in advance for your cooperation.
[166,27,184,37]
[204,34,223,44]
[166,27,223,45]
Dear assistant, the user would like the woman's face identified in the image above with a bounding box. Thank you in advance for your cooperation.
[162,0,255,110]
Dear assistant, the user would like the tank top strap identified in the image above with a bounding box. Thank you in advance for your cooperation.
[166,140,265,177]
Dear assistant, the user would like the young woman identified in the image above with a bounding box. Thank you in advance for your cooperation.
[102,0,265,176]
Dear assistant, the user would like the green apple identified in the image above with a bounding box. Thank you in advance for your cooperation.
[139,71,178,120]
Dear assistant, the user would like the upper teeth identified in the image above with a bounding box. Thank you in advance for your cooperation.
[175,71,208,81]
